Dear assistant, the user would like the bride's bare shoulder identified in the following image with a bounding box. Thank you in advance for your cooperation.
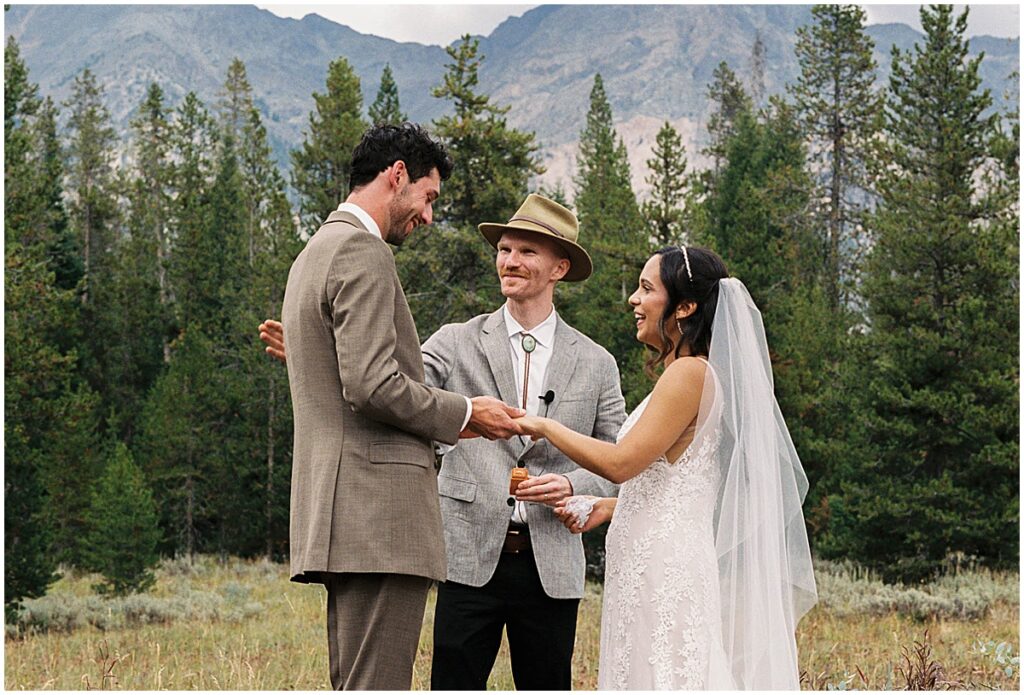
[663,355,708,377]
[654,356,707,393]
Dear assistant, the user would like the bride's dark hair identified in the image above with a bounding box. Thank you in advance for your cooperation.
[645,245,729,377]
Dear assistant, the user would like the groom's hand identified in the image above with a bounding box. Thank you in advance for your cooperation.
[463,396,524,440]
[259,319,287,363]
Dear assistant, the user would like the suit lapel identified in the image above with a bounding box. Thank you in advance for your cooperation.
[541,316,580,420]
[481,310,519,409]
[481,310,532,460]
[517,315,580,462]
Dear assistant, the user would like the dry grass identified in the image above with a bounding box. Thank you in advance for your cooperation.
[797,602,1019,690]
[4,557,1018,690]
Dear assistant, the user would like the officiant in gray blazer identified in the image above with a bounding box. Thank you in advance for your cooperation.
[423,194,625,690]
[278,123,523,691]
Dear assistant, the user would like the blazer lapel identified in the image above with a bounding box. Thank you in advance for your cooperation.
[541,316,580,420]
[517,315,580,462]
[481,310,533,460]
[481,310,519,409]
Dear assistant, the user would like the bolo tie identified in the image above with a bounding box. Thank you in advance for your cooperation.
[519,332,537,410]
[508,332,537,506]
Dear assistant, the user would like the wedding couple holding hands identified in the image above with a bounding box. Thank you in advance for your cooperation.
[259,122,817,691]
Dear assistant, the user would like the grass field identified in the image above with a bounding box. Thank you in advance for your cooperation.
[4,556,1019,690]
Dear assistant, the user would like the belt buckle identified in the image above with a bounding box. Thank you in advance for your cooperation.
[505,525,525,554]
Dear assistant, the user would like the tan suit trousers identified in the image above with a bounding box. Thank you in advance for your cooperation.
[324,572,432,690]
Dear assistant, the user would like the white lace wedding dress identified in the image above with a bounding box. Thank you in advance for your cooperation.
[596,279,817,690]
[598,390,732,690]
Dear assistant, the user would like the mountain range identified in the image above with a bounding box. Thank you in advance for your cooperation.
[5,4,1018,194]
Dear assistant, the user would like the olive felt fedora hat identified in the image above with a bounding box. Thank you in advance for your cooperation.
[478,193,593,282]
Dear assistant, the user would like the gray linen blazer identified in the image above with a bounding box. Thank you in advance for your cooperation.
[422,309,625,599]
[282,210,467,583]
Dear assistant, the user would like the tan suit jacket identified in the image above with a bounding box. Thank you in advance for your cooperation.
[282,210,467,583]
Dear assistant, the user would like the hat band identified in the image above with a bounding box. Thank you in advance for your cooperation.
[508,215,569,240]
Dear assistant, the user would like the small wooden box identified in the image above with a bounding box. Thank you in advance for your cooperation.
[509,467,529,495]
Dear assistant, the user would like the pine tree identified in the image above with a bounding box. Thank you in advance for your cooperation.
[243,186,300,557]
[641,121,688,246]
[566,74,646,383]
[397,35,541,337]
[4,39,60,616]
[694,99,842,514]
[99,84,175,441]
[218,57,253,143]
[574,73,646,276]
[128,82,173,331]
[167,92,217,333]
[3,253,61,618]
[6,39,104,573]
[431,36,541,228]
[64,68,119,307]
[80,443,162,595]
[218,59,300,557]
[368,63,407,126]
[291,57,367,234]
[704,62,753,175]
[4,36,39,246]
[822,6,1017,581]
[63,67,126,452]
[701,101,818,294]
[564,77,647,574]
[35,96,80,291]
[784,5,886,527]
[5,38,77,287]
[137,327,220,560]
[791,4,883,310]
[749,31,767,108]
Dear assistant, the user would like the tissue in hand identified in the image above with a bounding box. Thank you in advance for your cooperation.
[563,496,596,528]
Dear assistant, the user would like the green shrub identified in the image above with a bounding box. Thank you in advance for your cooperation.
[814,559,1018,620]
[12,583,262,635]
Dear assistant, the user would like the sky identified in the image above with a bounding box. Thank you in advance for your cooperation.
[257,2,1021,47]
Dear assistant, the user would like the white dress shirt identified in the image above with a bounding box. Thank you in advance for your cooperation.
[337,201,473,431]
[337,201,382,239]
[504,303,558,524]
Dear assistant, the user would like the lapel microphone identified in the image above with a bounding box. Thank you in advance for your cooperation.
[540,389,555,417]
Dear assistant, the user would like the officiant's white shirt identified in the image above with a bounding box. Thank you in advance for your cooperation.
[503,303,558,524]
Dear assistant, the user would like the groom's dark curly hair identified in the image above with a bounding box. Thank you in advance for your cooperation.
[348,122,454,191]
[645,246,729,377]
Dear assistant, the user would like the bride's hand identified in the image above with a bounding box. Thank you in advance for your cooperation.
[516,415,550,440]
[554,496,613,534]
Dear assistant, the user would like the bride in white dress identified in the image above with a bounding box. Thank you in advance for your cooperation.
[517,246,817,689]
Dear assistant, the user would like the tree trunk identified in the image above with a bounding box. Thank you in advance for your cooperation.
[185,472,195,565]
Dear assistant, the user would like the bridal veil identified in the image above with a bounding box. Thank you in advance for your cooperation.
[693,278,818,689]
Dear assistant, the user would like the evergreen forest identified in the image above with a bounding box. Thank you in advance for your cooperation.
[5,5,1018,618]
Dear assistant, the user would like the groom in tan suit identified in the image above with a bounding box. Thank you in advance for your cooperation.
[280,123,522,690]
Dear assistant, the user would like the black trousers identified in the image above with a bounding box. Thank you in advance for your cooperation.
[431,551,580,690]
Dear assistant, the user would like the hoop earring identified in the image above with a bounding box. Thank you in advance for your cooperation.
[676,317,685,336]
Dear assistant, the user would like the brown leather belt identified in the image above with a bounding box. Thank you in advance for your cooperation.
[502,522,531,554]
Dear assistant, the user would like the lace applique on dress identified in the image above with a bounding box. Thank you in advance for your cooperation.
[597,394,724,690]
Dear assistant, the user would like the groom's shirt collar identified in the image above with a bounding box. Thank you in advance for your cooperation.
[337,201,382,239]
